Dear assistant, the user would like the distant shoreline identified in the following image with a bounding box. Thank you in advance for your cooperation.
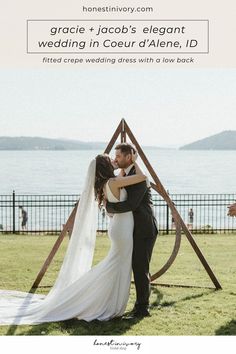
[2,131,236,150]
[0,137,176,150]
[180,130,236,150]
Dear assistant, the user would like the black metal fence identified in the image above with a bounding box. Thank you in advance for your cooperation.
[0,191,235,234]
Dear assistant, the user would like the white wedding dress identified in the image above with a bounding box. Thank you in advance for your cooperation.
[0,174,134,325]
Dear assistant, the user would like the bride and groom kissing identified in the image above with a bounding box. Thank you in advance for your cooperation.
[0,143,158,325]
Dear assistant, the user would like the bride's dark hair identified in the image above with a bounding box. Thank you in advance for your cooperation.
[95,154,115,207]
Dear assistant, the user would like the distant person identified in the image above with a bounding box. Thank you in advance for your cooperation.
[228,202,236,217]
[188,208,194,230]
[171,202,176,230]
[102,206,106,220]
[171,215,175,229]
[101,206,106,230]
[19,206,28,231]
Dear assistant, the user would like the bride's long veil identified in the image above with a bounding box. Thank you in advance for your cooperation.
[0,159,98,324]
[48,158,98,296]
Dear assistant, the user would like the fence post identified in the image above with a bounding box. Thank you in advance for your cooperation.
[166,190,169,234]
[12,190,16,234]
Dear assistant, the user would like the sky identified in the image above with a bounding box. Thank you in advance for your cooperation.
[0,68,236,147]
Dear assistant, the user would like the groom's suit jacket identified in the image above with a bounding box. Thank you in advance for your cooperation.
[106,166,158,239]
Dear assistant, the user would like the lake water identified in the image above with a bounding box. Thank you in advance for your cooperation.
[0,149,235,195]
[0,149,235,232]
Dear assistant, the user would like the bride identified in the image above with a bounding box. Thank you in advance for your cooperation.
[0,150,147,325]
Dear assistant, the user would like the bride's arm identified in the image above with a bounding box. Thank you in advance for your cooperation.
[109,162,146,189]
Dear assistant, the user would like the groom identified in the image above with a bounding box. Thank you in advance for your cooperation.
[105,143,158,318]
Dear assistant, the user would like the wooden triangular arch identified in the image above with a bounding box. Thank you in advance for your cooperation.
[30,119,221,291]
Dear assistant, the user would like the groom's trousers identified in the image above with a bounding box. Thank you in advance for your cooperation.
[132,234,157,306]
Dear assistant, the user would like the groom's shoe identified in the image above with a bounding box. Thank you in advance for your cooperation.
[134,309,151,318]
[123,306,151,319]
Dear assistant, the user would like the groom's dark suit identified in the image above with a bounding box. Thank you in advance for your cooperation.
[106,165,158,308]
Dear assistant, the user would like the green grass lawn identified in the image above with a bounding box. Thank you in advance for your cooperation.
[0,232,235,336]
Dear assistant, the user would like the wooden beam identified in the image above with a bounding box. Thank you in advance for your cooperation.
[121,118,126,142]
[104,120,122,154]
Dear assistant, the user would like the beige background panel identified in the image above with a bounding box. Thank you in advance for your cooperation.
[0,0,235,67]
